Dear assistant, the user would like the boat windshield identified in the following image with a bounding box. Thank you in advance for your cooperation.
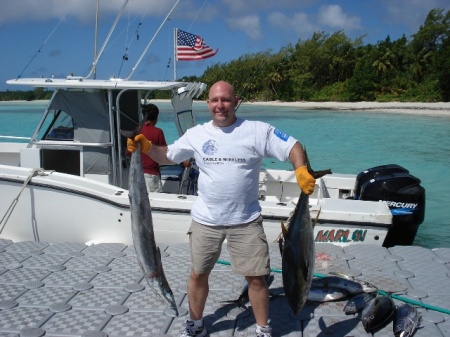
[41,110,74,141]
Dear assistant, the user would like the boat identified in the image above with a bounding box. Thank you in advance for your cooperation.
[0,77,426,248]
[0,3,425,249]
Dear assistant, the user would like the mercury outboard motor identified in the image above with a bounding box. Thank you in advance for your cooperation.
[353,164,409,200]
[356,166,425,247]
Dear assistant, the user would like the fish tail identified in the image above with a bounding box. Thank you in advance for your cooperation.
[304,148,332,178]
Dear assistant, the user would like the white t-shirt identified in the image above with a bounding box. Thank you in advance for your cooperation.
[167,118,297,226]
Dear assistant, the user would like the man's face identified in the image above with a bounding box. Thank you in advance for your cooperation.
[207,82,239,127]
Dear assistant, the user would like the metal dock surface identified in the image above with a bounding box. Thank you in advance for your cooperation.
[0,239,449,337]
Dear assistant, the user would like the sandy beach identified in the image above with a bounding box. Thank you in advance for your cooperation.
[2,100,450,117]
[244,101,450,117]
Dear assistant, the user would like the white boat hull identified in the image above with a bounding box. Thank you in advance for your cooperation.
[0,164,390,246]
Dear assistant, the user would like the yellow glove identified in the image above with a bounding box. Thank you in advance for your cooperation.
[295,166,316,195]
[127,134,152,154]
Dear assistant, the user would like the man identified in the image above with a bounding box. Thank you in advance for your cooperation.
[127,81,316,337]
[135,103,167,193]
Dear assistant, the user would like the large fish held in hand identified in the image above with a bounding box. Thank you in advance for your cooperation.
[122,124,178,317]
[280,150,331,314]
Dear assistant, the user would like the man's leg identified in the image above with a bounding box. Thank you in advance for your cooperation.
[246,275,269,326]
[187,270,210,320]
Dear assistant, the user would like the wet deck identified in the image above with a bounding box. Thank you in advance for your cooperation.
[0,239,449,336]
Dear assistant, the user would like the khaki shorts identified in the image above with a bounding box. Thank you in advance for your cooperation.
[144,173,162,193]
[187,216,270,276]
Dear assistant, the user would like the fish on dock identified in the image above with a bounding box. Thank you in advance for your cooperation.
[317,274,378,295]
[307,285,349,302]
[121,124,178,317]
[279,150,331,314]
[361,295,396,333]
[393,303,421,337]
[344,292,377,314]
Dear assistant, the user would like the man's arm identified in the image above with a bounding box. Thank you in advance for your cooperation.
[127,134,175,165]
[288,142,307,169]
[147,145,175,166]
[289,141,316,195]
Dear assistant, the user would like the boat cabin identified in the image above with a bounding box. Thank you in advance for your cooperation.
[10,77,206,189]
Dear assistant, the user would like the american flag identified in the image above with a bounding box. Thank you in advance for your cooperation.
[176,29,218,61]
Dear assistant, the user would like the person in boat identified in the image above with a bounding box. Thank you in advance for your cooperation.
[130,103,167,193]
[127,81,316,337]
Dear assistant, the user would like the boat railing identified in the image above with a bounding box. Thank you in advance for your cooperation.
[0,136,32,141]
[30,140,113,148]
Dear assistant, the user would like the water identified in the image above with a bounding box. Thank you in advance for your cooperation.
[1,101,449,249]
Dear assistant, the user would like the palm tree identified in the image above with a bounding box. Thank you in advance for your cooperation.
[410,47,432,82]
[372,49,395,76]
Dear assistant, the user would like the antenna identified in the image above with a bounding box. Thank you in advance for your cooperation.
[125,0,180,80]
[84,0,130,79]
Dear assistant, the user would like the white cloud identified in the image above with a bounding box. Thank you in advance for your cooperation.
[268,12,319,38]
[226,15,262,40]
[382,0,450,30]
[222,0,313,14]
[0,0,186,25]
[317,5,361,31]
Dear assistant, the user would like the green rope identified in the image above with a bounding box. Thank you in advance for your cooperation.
[215,259,450,315]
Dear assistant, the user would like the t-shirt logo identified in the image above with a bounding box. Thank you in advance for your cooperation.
[202,140,218,155]
[274,128,289,141]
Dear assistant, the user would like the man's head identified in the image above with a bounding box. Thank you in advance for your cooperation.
[207,81,239,127]
[142,104,159,122]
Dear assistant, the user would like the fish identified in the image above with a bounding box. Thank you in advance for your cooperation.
[313,275,378,295]
[121,124,178,317]
[393,303,421,337]
[344,292,377,314]
[280,150,331,314]
[361,295,396,333]
[223,273,274,308]
[329,272,378,294]
[307,285,350,302]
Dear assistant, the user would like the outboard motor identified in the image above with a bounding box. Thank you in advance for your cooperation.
[356,166,425,247]
[353,164,409,200]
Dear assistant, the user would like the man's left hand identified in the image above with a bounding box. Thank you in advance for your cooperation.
[295,166,316,195]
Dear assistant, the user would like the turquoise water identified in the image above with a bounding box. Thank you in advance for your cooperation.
[1,101,449,249]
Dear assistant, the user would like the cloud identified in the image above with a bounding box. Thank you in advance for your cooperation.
[226,15,262,40]
[222,0,314,14]
[381,0,450,30]
[317,5,361,31]
[0,0,184,25]
[48,49,62,57]
[268,12,319,38]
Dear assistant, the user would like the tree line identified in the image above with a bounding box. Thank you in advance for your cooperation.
[193,8,450,102]
[1,8,449,103]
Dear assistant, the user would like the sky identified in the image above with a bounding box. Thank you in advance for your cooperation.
[1,0,449,91]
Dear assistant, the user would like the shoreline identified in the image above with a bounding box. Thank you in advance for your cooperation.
[243,101,450,117]
[2,100,450,117]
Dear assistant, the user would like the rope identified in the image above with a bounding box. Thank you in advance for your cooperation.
[0,169,44,234]
[215,259,450,315]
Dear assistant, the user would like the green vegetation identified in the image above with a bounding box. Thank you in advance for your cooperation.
[0,87,53,101]
[1,8,449,103]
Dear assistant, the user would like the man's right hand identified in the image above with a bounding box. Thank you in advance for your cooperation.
[127,134,152,154]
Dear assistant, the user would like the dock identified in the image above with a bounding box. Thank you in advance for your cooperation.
[0,239,449,336]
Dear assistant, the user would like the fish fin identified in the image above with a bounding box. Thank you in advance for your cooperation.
[304,149,332,178]
[278,237,284,257]
[329,271,352,280]
[279,220,287,256]
[281,220,288,238]
[312,207,321,229]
